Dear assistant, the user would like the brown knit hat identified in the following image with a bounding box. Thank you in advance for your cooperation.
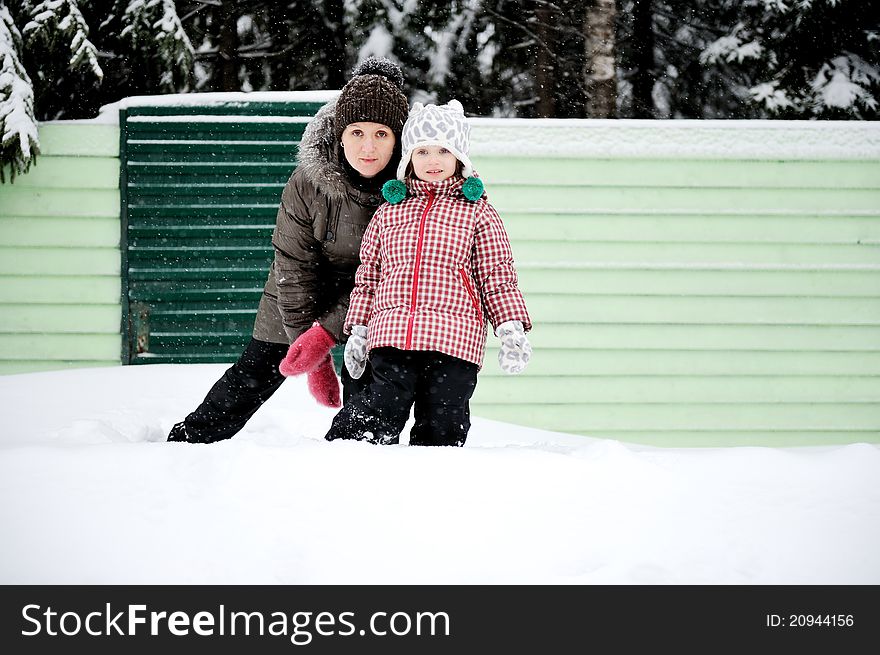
[334,57,409,141]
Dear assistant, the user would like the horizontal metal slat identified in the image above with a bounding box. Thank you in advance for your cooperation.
[129,287,263,302]
[523,323,880,351]
[527,294,880,325]
[128,225,272,239]
[129,236,269,249]
[125,142,298,161]
[503,212,880,245]
[131,352,243,364]
[128,267,268,281]
[140,319,256,337]
[126,103,325,117]
[127,206,278,220]
[131,343,344,366]
[126,121,308,138]
[516,268,880,298]
[128,263,270,277]
[512,241,880,267]
[128,199,280,209]
[471,403,880,432]
[128,162,294,180]
[129,176,290,188]
[475,157,880,189]
[128,245,271,258]
[127,183,285,197]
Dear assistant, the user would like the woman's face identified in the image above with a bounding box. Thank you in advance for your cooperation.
[340,122,396,178]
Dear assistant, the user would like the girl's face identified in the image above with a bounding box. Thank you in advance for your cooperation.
[340,123,396,178]
[411,145,459,182]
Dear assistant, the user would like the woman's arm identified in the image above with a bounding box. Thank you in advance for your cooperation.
[272,171,325,342]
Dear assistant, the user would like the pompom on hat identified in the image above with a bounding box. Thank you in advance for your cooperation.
[396,99,475,181]
[334,56,409,141]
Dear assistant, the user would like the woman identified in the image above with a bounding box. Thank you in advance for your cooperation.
[168,57,409,444]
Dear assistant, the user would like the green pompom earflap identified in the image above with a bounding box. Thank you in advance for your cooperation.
[462,176,484,202]
[382,179,407,204]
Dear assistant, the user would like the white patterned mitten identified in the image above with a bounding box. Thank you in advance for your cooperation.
[496,320,531,374]
[344,325,368,379]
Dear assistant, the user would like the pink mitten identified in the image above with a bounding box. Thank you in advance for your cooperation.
[279,323,336,377]
[307,356,342,408]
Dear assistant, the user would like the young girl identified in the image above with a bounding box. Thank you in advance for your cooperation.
[324,99,532,447]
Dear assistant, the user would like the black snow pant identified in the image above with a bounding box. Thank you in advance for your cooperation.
[324,347,479,447]
[178,338,369,444]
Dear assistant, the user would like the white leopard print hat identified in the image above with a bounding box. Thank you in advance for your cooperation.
[396,99,474,180]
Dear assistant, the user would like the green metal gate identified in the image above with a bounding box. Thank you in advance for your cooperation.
[119,97,329,364]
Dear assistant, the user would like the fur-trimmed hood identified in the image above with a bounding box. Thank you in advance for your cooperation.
[295,100,351,202]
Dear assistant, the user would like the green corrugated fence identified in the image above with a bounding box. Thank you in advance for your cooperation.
[120,97,330,363]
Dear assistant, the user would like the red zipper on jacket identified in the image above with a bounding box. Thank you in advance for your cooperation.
[405,190,436,349]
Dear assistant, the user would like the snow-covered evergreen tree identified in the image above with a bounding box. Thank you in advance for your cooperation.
[0,2,39,182]
[617,0,761,119]
[16,0,104,121]
[360,0,588,118]
[419,0,502,114]
[23,0,103,81]
[1,0,196,181]
[345,0,428,98]
[116,0,194,91]
[701,0,880,118]
[178,0,345,92]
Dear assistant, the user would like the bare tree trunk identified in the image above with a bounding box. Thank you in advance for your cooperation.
[631,0,655,118]
[535,6,556,117]
[218,1,239,91]
[584,0,618,118]
[324,0,346,89]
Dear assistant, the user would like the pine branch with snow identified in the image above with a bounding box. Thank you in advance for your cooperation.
[22,0,103,82]
[699,22,762,65]
[119,0,194,91]
[0,4,39,183]
[702,0,879,118]
[810,54,880,115]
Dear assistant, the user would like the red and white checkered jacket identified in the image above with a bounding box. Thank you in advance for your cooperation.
[345,175,531,368]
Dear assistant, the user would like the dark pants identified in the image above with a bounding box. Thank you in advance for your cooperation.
[179,338,368,444]
[325,347,479,447]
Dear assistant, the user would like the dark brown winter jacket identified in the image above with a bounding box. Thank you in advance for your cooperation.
[252,101,389,345]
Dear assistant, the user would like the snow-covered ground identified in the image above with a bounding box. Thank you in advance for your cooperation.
[1,364,878,585]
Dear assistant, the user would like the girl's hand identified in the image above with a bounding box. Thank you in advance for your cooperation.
[344,325,368,379]
[496,320,531,375]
